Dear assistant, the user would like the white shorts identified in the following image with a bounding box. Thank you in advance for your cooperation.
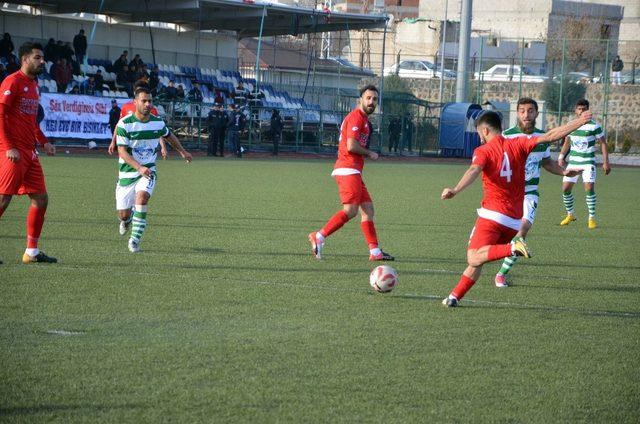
[115,175,156,210]
[522,194,539,224]
[563,164,596,184]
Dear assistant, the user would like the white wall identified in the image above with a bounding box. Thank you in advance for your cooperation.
[0,11,238,70]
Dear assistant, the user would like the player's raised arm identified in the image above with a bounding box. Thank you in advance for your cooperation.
[347,137,378,160]
[535,111,593,145]
[441,164,482,199]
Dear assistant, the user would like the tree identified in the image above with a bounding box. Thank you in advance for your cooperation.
[540,78,586,113]
[547,16,610,74]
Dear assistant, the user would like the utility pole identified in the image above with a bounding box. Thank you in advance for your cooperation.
[455,0,472,102]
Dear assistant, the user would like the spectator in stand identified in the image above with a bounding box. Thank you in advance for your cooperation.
[61,42,74,63]
[612,55,624,85]
[139,64,149,79]
[0,64,7,84]
[69,85,80,94]
[109,99,121,134]
[6,55,19,74]
[44,38,57,62]
[235,82,248,105]
[94,69,105,91]
[0,33,14,61]
[130,54,144,71]
[388,116,401,153]
[125,64,138,97]
[176,85,186,100]
[270,109,283,156]
[113,51,128,74]
[148,68,160,95]
[188,82,203,103]
[73,29,87,65]
[80,75,96,95]
[214,89,224,105]
[160,80,178,101]
[53,58,72,93]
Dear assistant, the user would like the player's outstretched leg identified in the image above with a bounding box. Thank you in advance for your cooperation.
[22,195,57,264]
[119,208,133,236]
[561,190,576,226]
[308,209,351,259]
[495,256,518,288]
[128,205,148,253]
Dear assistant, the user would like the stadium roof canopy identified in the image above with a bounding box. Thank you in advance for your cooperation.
[12,0,388,38]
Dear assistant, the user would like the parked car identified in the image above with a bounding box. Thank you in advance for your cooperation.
[384,60,455,79]
[552,72,592,84]
[475,64,548,83]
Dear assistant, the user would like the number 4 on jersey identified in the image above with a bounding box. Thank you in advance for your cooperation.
[500,152,512,182]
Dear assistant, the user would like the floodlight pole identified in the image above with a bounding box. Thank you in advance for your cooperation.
[254,6,267,96]
[378,21,388,153]
[455,0,472,102]
[438,0,448,104]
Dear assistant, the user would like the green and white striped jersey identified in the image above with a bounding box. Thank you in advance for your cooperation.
[503,126,549,196]
[567,120,604,166]
[116,113,169,186]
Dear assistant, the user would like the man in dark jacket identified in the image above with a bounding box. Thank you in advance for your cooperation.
[109,99,121,135]
[0,33,14,61]
[206,104,228,156]
[227,105,246,158]
[388,116,401,153]
[270,109,283,155]
[73,29,87,65]
[612,55,624,85]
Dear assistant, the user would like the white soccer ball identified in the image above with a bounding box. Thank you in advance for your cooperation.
[370,265,398,293]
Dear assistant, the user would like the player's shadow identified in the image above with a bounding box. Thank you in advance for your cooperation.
[523,261,640,271]
[518,283,640,294]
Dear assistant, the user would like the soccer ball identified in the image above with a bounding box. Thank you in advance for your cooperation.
[370,265,398,293]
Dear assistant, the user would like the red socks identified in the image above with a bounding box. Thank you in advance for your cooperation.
[360,220,379,249]
[487,244,512,262]
[320,210,350,237]
[26,205,47,249]
[0,206,4,218]
[451,275,476,300]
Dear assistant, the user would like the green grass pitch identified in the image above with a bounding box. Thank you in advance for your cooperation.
[1,155,639,422]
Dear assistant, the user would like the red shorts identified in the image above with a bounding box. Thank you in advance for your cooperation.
[467,217,517,250]
[0,150,47,195]
[334,174,372,205]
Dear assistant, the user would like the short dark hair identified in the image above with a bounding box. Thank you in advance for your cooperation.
[517,97,538,111]
[19,42,43,60]
[134,86,151,97]
[359,84,379,97]
[575,99,589,109]
[134,80,149,90]
[476,111,502,132]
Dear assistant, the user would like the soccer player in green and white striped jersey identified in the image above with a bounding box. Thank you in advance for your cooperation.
[558,99,610,229]
[115,85,192,253]
[494,98,575,287]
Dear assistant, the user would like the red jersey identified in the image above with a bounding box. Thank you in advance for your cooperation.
[333,108,371,173]
[0,71,45,152]
[471,134,538,219]
[120,102,159,118]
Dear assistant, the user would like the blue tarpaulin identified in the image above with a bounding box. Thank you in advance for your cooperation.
[438,103,484,158]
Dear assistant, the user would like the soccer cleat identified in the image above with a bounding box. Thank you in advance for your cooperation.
[560,214,576,226]
[511,237,532,258]
[369,251,395,261]
[442,296,458,307]
[119,220,131,236]
[22,251,57,264]
[588,218,597,229]
[494,273,509,288]
[308,232,323,259]
[128,239,141,253]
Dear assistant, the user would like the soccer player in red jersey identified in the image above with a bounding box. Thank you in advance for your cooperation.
[0,42,57,264]
[440,110,592,307]
[308,85,394,261]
